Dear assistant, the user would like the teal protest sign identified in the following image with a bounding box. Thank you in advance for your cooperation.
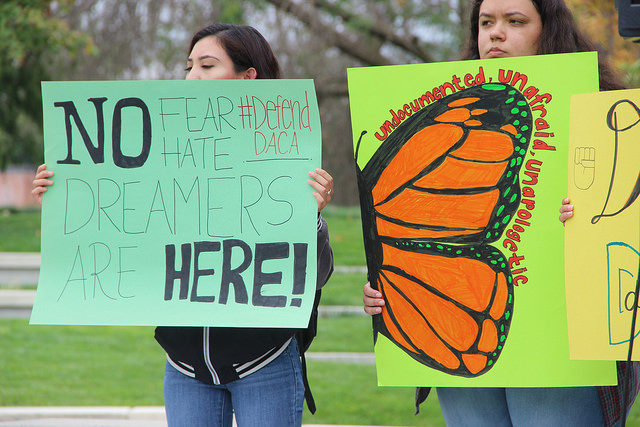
[31,80,321,327]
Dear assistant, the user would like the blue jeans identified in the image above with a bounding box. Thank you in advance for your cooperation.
[437,387,606,427]
[163,338,304,427]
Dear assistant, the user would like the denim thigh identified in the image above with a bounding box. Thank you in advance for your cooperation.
[163,338,304,427]
[164,361,233,427]
[437,386,605,427]
[437,387,511,427]
[228,338,304,427]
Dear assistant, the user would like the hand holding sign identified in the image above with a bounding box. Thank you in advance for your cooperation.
[32,163,54,205]
[308,168,334,211]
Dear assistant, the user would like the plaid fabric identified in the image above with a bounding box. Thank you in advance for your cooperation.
[598,361,640,427]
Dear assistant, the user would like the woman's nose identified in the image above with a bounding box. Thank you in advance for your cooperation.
[490,22,505,41]
[186,68,200,80]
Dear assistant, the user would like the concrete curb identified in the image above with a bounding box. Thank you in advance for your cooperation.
[0,289,35,318]
[0,253,41,268]
[0,406,165,421]
[306,352,375,364]
[0,253,40,286]
[0,289,367,317]
[0,406,166,426]
[0,290,36,308]
[0,406,389,427]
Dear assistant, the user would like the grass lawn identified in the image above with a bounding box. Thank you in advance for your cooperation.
[6,316,640,425]
[307,361,445,426]
[0,319,165,406]
[320,205,366,266]
[5,313,639,425]
[3,208,640,425]
[0,209,41,252]
[321,271,367,306]
[313,315,374,352]
[0,317,448,426]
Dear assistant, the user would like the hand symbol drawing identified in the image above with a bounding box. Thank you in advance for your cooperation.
[574,146,595,190]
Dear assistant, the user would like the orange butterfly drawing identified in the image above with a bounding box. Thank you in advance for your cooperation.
[355,83,532,377]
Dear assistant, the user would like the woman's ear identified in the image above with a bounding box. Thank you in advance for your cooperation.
[244,67,258,80]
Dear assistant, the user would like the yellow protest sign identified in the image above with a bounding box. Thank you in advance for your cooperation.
[566,88,640,360]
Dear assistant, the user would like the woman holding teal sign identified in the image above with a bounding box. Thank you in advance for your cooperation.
[363,0,637,425]
[34,24,334,427]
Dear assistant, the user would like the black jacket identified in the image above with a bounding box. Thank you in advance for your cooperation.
[154,214,333,385]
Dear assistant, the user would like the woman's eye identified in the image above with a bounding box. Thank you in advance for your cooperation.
[184,66,192,72]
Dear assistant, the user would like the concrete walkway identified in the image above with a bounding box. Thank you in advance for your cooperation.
[0,289,36,318]
[0,406,166,426]
[0,252,40,286]
[0,406,387,426]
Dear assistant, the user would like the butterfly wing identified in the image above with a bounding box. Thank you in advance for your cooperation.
[357,83,531,377]
[378,242,513,376]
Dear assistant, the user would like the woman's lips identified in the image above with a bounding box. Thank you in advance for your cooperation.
[487,48,506,57]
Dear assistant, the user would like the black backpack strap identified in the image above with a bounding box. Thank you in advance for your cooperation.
[414,387,432,415]
[296,289,322,414]
[300,350,316,413]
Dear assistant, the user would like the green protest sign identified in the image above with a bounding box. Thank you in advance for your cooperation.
[31,80,321,327]
[348,52,615,387]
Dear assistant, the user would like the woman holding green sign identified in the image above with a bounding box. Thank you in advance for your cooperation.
[363,0,638,426]
[33,24,335,427]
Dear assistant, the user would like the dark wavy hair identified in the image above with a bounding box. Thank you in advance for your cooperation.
[462,0,624,90]
[188,24,282,79]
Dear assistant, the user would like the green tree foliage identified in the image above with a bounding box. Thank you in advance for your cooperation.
[0,0,92,169]
[51,0,247,81]
[2,0,468,205]
[0,0,245,170]
[256,0,471,204]
[567,0,640,87]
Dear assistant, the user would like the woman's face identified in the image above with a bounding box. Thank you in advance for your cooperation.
[477,0,542,59]
[185,35,255,80]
